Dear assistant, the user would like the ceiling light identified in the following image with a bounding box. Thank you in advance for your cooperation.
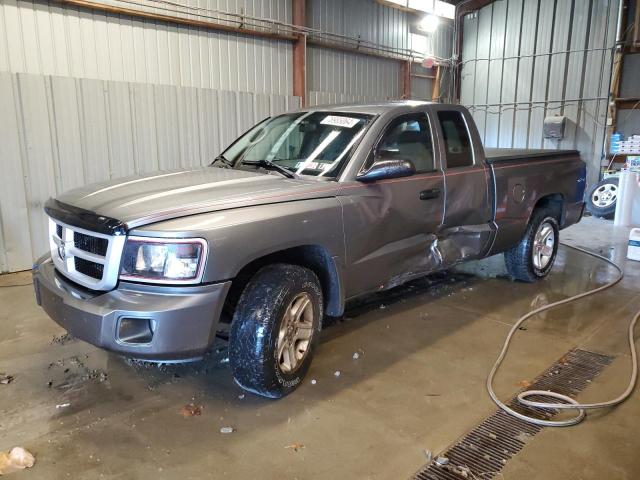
[418,14,440,33]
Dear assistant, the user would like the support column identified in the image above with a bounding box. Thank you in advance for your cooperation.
[431,65,441,102]
[292,0,307,106]
[401,60,411,99]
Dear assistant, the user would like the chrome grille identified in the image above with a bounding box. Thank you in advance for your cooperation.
[48,217,126,290]
[74,232,109,256]
[74,257,104,280]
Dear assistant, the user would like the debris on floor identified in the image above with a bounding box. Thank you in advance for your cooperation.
[219,426,235,434]
[450,465,472,478]
[517,379,532,388]
[50,333,75,346]
[47,355,108,388]
[423,450,432,462]
[0,447,36,475]
[0,373,13,385]
[180,403,202,417]
[434,456,449,466]
[334,370,341,377]
[310,379,317,385]
[284,442,305,452]
[352,352,360,360]
[55,403,71,409]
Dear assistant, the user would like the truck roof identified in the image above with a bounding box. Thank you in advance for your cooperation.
[301,100,437,115]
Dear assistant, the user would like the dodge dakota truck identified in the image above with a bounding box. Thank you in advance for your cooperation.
[33,101,586,398]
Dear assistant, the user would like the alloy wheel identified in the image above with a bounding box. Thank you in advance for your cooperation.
[276,292,314,373]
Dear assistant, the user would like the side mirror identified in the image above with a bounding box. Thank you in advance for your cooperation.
[356,159,416,182]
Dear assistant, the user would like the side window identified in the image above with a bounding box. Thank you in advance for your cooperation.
[437,111,474,168]
[376,115,435,172]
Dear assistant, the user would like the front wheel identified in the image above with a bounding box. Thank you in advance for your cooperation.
[229,264,323,398]
[504,210,559,282]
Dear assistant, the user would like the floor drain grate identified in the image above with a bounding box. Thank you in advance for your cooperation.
[413,349,613,480]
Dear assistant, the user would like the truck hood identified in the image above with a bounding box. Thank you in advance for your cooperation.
[55,167,339,230]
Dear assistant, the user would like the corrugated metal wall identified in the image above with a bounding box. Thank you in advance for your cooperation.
[460,0,619,186]
[306,0,453,104]
[0,71,299,272]
[410,75,432,100]
[307,0,408,101]
[307,47,402,101]
[307,0,410,51]
[0,0,293,94]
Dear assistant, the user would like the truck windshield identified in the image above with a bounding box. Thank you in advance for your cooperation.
[220,111,374,177]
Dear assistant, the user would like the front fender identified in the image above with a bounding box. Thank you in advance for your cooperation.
[130,198,345,283]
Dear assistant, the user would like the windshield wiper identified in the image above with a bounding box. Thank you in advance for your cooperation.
[241,159,297,179]
[211,154,233,168]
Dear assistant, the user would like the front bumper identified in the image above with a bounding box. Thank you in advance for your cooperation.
[33,256,231,361]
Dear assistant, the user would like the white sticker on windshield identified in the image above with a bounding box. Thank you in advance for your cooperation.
[295,161,332,171]
[320,115,361,128]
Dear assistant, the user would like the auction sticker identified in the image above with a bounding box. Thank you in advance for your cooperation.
[320,115,361,128]
[295,161,333,171]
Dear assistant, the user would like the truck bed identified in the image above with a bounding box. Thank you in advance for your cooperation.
[484,148,579,163]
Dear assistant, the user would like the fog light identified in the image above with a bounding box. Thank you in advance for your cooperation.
[118,317,154,344]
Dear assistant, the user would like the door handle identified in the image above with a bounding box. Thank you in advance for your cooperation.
[420,188,440,200]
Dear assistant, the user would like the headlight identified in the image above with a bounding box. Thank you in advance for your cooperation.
[119,237,207,284]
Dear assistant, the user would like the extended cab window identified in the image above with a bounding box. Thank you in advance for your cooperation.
[376,115,434,172]
[437,111,474,168]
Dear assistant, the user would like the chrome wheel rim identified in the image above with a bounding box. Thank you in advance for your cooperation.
[591,183,617,207]
[533,221,555,270]
[277,292,314,373]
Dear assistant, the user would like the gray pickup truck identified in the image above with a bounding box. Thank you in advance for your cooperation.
[33,101,586,398]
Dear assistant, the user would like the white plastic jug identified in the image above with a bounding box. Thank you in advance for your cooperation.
[614,170,640,227]
[628,228,640,261]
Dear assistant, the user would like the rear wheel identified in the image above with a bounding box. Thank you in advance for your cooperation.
[504,209,559,282]
[586,177,618,219]
[229,264,323,398]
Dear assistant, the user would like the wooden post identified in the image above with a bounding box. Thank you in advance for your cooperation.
[431,65,441,102]
[292,0,306,106]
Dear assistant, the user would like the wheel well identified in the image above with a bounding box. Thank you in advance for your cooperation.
[533,193,565,226]
[222,245,343,323]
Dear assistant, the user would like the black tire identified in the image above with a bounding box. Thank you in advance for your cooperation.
[586,177,619,219]
[504,209,559,282]
[229,264,323,398]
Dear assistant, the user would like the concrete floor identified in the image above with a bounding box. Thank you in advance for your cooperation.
[0,216,639,479]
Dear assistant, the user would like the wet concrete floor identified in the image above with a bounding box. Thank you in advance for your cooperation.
[0,216,638,479]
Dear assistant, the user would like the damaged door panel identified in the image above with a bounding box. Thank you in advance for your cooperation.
[339,112,445,296]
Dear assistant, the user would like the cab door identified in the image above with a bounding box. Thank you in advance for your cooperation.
[432,106,494,262]
[340,112,445,297]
